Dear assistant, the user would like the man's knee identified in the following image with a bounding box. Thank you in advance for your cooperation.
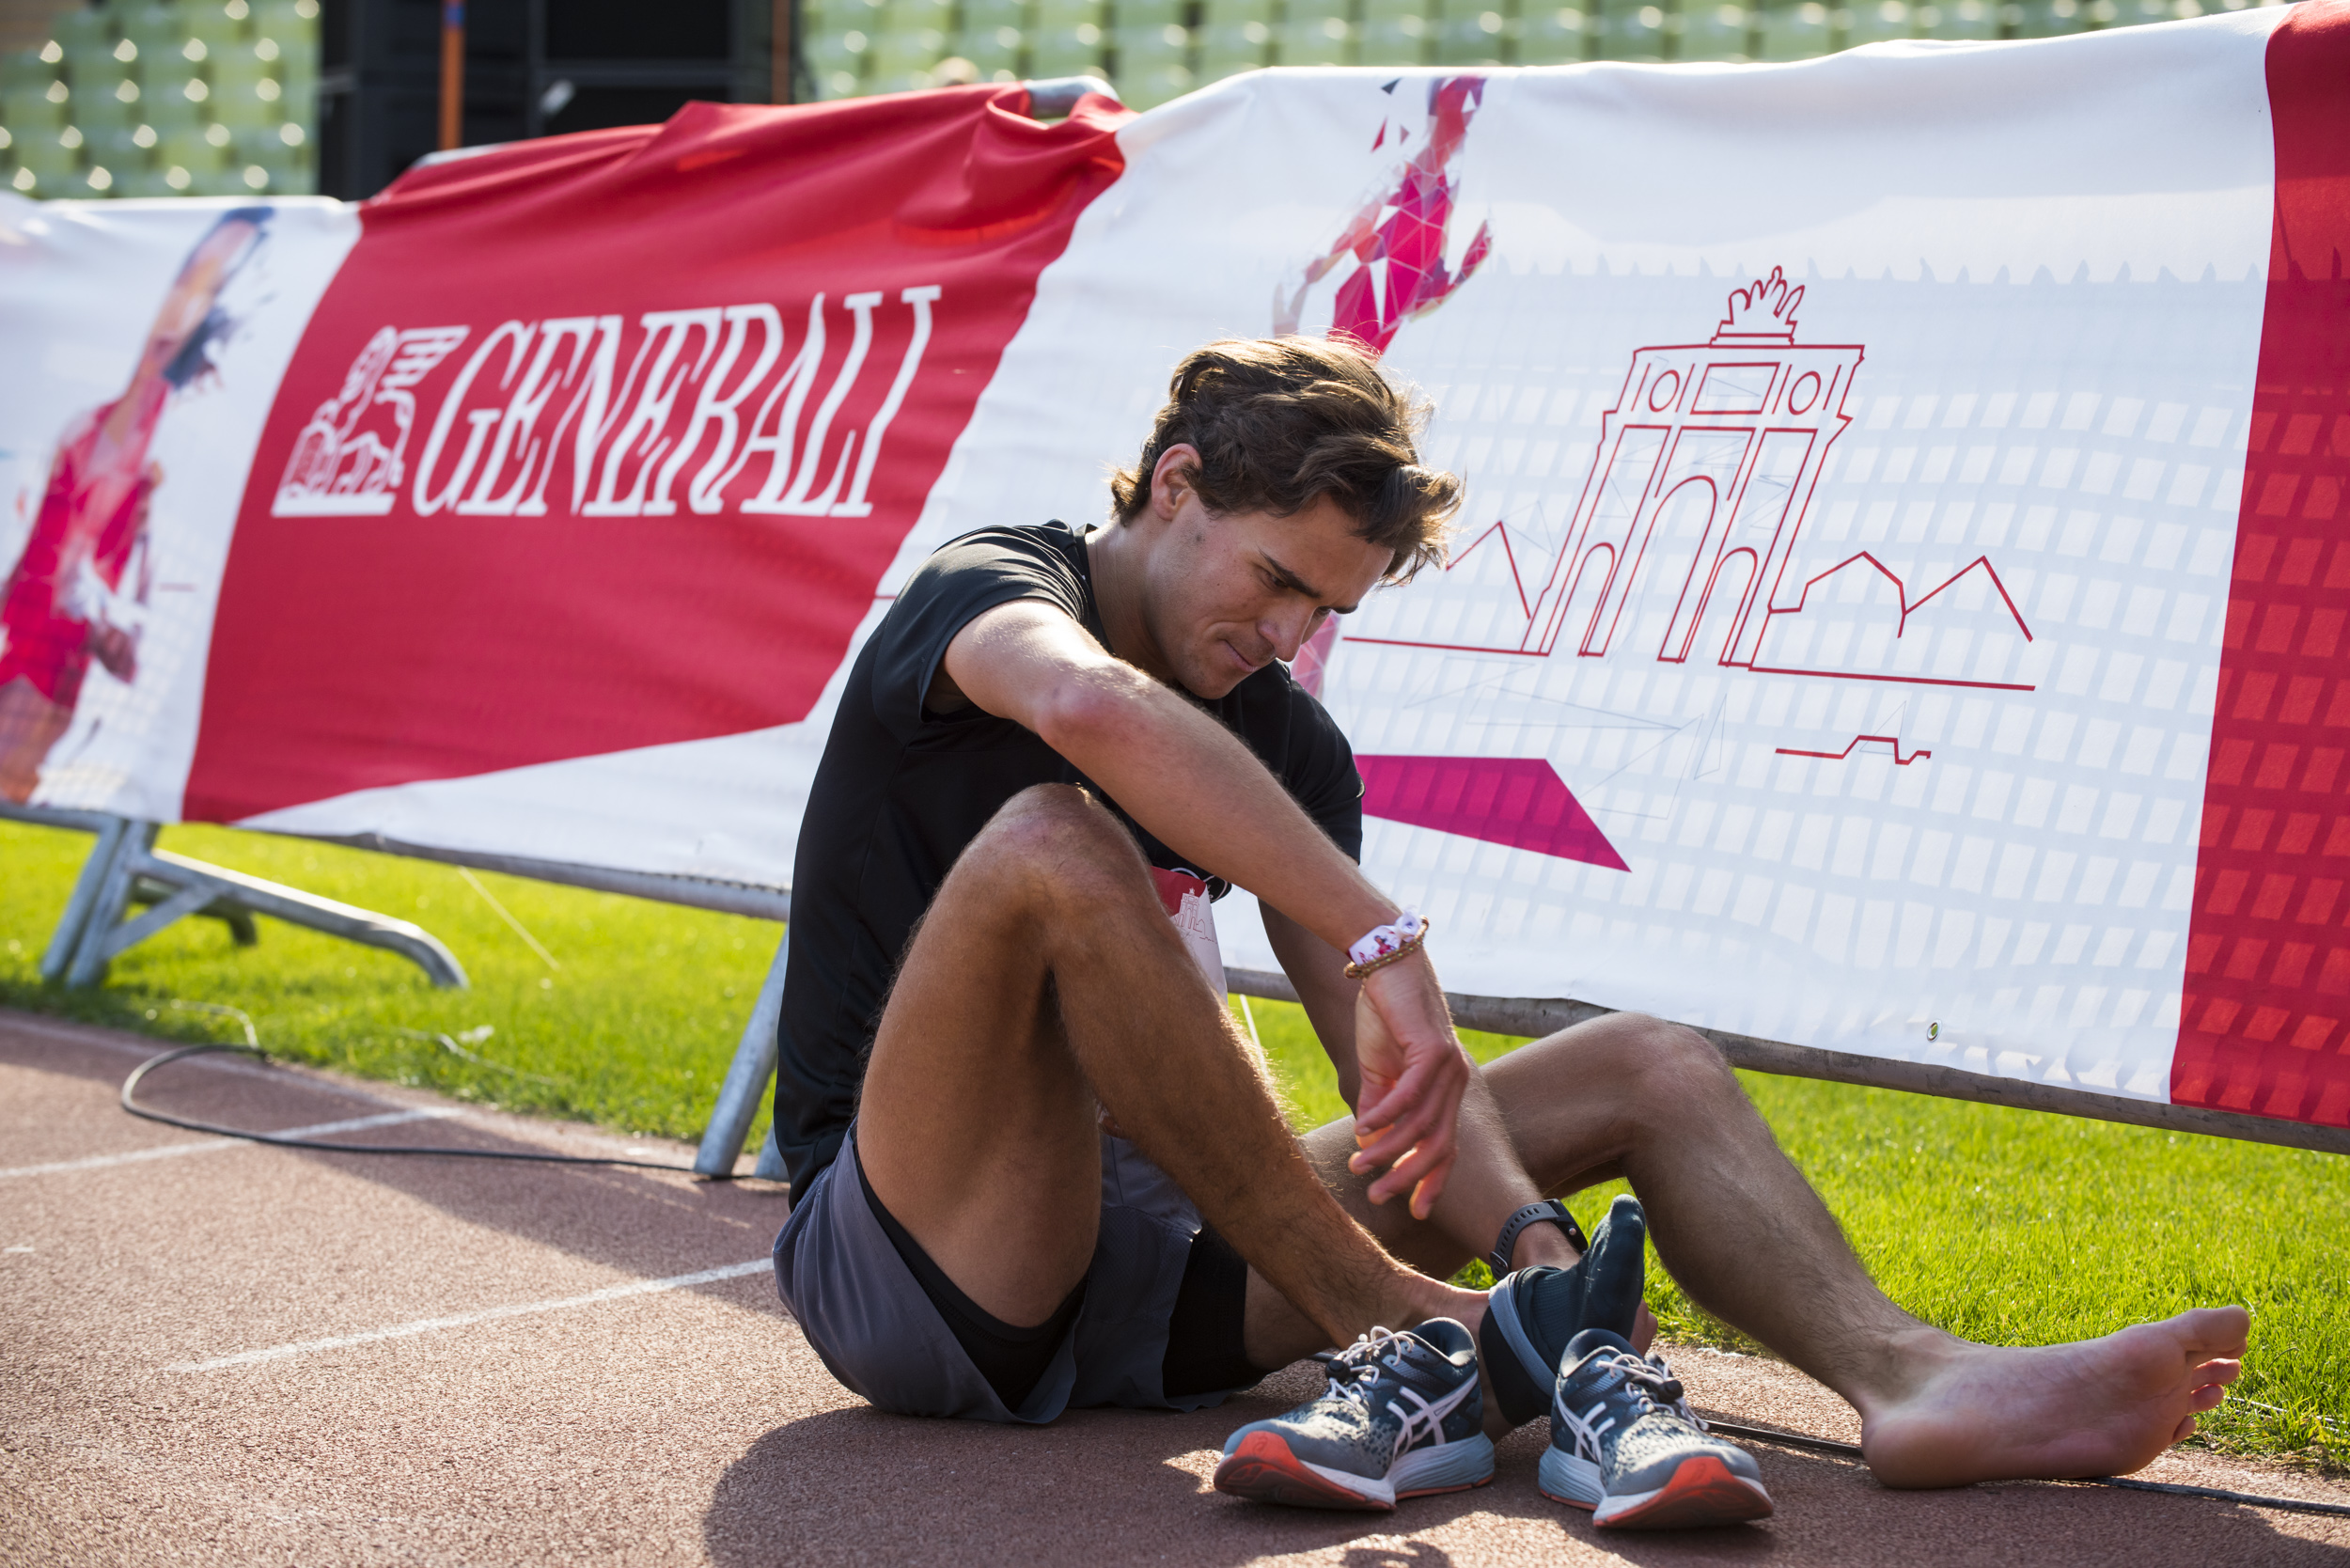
[1574,1012,1743,1123]
[956,784,1151,910]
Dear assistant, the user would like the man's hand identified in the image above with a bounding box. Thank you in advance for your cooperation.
[1347,953,1471,1217]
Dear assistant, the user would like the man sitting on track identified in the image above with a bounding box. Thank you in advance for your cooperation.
[767,335,2248,1527]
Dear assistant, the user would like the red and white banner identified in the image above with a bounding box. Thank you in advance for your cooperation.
[2,5,2344,1131]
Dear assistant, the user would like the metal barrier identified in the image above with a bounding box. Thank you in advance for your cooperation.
[8,804,798,1178]
[694,934,791,1180]
[8,805,466,990]
[683,955,2350,1184]
[16,804,2345,1181]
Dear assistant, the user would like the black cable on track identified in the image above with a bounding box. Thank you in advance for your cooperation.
[121,1042,700,1173]
[1703,1419,2350,1520]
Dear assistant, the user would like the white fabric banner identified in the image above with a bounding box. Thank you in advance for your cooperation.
[5,8,2344,1129]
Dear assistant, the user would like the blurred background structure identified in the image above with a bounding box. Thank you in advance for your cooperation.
[0,0,760,200]
[0,0,2289,200]
[796,0,2285,108]
[1,0,320,198]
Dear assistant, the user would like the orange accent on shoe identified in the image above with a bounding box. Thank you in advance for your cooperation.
[1539,1481,1597,1512]
[1397,1473,1494,1499]
[1594,1455,1775,1530]
[1212,1431,1394,1513]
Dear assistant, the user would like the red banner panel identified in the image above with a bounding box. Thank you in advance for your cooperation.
[2170,4,2350,1126]
[184,86,1128,821]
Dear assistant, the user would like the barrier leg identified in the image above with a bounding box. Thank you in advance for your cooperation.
[60,824,468,990]
[133,874,260,946]
[65,822,161,987]
[695,934,790,1178]
[134,847,466,988]
[39,814,130,982]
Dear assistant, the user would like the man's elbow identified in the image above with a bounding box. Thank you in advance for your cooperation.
[1033,667,1157,759]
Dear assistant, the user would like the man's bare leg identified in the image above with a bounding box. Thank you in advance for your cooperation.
[855,784,1483,1343]
[1240,1011,2247,1487]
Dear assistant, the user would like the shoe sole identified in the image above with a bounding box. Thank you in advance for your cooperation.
[1214,1431,1496,1512]
[1537,1447,1606,1510]
[1578,1455,1775,1530]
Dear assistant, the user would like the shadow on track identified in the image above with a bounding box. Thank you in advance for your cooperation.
[702,1367,2347,1568]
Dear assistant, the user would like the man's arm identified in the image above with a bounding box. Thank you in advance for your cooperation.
[941,598,1472,1214]
[1263,902,1542,1268]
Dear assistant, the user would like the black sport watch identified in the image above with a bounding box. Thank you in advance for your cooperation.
[1486,1200,1589,1276]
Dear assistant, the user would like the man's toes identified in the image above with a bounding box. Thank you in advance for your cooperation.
[2190,1383,2228,1414]
[2185,1306,2250,1357]
[2192,1357,2244,1389]
[2171,1414,2199,1444]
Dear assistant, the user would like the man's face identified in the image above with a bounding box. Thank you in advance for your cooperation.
[1138,482,1393,700]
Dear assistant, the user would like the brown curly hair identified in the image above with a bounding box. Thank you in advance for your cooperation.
[1108,337,1461,582]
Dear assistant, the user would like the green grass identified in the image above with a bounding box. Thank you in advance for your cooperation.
[0,820,782,1149]
[5,818,2345,1469]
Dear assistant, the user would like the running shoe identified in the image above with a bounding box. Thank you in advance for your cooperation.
[1477,1192,1649,1428]
[1213,1318,1494,1511]
[1541,1327,1774,1529]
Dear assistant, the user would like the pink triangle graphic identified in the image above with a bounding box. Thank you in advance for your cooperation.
[1357,756,1630,872]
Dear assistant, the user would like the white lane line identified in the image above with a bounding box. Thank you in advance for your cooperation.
[168,1258,774,1372]
[0,1107,462,1180]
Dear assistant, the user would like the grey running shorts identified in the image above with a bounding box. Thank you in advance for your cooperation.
[772,1121,1248,1423]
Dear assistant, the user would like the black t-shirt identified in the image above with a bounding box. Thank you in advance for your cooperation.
[773,521,1364,1190]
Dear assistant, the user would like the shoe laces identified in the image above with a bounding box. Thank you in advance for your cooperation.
[1317,1327,1467,1447]
[1586,1346,1701,1425]
[1315,1326,1409,1407]
[1642,1350,1708,1430]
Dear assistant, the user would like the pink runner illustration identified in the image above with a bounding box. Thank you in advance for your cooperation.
[1274,75,1493,354]
[1273,78,1632,871]
[0,209,270,802]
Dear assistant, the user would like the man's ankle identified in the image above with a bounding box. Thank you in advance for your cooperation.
[1404,1279,1490,1335]
[1508,1227,1582,1273]
[1831,1321,1966,1417]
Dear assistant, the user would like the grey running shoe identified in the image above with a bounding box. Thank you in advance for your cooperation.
[1542,1327,1773,1529]
[1479,1192,1648,1427]
[1214,1319,1494,1511]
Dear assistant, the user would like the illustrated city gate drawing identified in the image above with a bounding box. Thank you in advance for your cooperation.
[1536,267,1862,668]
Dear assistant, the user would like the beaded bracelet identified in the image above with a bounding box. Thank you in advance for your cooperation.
[1342,910,1430,980]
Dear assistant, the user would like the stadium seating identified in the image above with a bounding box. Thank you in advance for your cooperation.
[1592,0,1668,60]
[1840,0,1912,47]
[1669,2,1745,58]
[0,0,317,199]
[1917,0,2000,38]
[1349,13,1421,63]
[792,0,2228,106]
[1111,22,1191,104]
[1277,11,1353,65]
[0,0,2248,197]
[1194,0,1274,82]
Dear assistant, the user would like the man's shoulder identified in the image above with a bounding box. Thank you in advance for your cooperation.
[882,520,1092,643]
[915,520,1086,582]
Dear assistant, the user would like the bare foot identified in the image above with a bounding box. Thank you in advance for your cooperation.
[1858,1307,2248,1488]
